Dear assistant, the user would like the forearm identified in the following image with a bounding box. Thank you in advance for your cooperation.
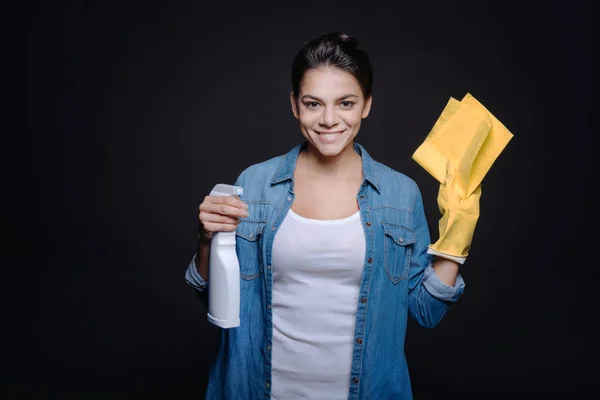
[195,236,211,281]
[408,262,464,328]
[432,256,459,287]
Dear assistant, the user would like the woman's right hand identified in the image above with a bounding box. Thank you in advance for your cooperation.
[198,195,249,241]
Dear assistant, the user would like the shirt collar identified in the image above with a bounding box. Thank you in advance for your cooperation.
[270,141,380,192]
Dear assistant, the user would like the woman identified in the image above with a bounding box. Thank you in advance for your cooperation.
[185,32,468,400]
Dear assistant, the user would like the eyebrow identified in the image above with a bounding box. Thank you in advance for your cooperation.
[301,94,359,102]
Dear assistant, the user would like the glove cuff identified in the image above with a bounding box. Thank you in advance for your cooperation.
[427,246,467,264]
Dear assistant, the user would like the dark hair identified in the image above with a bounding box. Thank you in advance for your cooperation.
[291,32,373,99]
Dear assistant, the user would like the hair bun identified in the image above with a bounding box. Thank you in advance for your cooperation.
[337,32,358,48]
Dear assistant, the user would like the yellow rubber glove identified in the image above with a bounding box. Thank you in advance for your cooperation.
[413,93,513,261]
[429,161,482,259]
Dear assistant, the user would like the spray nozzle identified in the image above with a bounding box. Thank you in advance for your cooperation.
[210,183,244,197]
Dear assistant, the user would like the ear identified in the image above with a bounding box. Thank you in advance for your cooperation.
[361,96,372,119]
[290,91,299,119]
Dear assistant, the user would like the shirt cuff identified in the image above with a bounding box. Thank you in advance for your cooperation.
[184,253,208,291]
[421,263,465,303]
[427,247,467,264]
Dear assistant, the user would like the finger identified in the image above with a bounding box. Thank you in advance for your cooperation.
[203,195,247,210]
[200,210,241,225]
[202,221,239,234]
[221,195,248,210]
[202,202,249,218]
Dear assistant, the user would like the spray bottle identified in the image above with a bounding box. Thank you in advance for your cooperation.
[207,183,244,329]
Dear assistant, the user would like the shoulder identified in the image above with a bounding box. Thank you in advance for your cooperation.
[371,159,424,211]
[235,155,284,184]
[375,160,418,188]
[372,154,420,191]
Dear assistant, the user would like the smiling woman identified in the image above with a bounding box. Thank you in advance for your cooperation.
[184,31,471,400]
[289,33,372,160]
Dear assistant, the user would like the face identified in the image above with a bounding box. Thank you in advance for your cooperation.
[290,66,372,157]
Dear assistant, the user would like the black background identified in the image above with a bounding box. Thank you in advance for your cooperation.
[18,0,594,398]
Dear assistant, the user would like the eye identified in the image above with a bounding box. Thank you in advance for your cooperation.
[304,102,320,109]
[340,101,355,108]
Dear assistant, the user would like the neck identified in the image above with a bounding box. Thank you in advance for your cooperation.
[300,141,362,180]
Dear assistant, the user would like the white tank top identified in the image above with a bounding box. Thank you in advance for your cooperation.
[270,208,366,400]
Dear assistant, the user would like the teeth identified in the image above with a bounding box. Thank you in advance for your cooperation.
[321,134,338,141]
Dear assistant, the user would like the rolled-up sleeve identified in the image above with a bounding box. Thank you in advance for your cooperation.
[184,253,208,291]
[421,263,465,303]
[408,262,466,328]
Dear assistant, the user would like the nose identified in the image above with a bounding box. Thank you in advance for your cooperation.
[319,106,338,127]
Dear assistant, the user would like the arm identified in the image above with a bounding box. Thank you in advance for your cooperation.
[184,253,209,308]
[183,235,211,292]
[432,256,459,287]
[194,234,211,281]
[409,160,483,324]
[407,182,465,328]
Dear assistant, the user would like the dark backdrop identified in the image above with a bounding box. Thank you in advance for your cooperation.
[17,0,594,398]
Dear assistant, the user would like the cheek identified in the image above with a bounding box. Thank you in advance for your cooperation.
[298,111,318,126]
[345,111,364,126]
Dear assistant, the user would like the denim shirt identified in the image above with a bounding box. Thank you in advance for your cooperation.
[185,142,465,400]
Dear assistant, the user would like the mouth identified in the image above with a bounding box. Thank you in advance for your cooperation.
[316,130,345,134]
[315,129,346,143]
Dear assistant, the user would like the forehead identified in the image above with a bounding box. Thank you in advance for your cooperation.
[299,66,362,96]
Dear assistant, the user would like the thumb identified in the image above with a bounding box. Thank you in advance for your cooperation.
[444,160,455,186]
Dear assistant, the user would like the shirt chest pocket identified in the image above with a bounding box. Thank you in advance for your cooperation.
[381,222,416,284]
[235,220,266,280]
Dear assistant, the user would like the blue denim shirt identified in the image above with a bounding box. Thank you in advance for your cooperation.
[185,142,465,399]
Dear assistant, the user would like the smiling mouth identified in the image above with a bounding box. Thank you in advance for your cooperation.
[314,129,346,143]
[316,130,345,134]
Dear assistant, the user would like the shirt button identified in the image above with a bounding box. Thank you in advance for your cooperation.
[267,304,271,310]
[365,221,371,226]
[353,377,359,384]
[272,226,276,231]
[287,196,292,201]
[267,345,271,351]
[356,338,363,344]
[367,257,373,263]
[267,265,272,271]
[361,297,367,303]
[399,237,404,242]
[266,382,271,389]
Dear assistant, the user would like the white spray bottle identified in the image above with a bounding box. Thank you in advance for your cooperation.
[207,183,244,329]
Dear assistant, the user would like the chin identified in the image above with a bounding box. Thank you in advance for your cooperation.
[310,139,352,157]
[315,147,342,157]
